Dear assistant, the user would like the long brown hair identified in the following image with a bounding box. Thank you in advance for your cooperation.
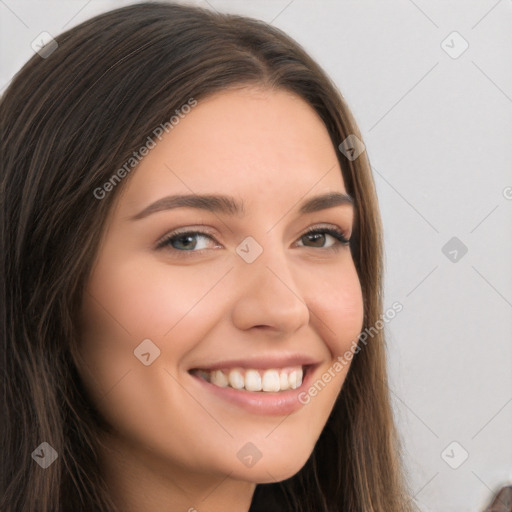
[0,2,416,510]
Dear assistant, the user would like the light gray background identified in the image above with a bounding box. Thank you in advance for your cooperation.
[1,1,511,511]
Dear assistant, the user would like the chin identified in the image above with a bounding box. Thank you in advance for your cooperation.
[230,450,312,484]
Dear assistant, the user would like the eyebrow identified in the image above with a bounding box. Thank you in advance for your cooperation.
[130,191,354,221]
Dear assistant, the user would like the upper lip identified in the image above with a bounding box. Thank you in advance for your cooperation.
[189,354,322,371]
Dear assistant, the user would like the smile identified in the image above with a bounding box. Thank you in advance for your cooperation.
[190,366,304,392]
[188,363,317,416]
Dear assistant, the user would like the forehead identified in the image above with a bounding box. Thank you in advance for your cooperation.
[116,87,347,214]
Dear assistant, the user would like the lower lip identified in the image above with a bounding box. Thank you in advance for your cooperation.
[188,365,317,416]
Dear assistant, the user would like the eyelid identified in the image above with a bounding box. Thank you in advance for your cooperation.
[155,226,219,250]
[299,225,351,245]
[156,222,351,255]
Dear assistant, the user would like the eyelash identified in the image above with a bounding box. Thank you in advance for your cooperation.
[156,225,351,255]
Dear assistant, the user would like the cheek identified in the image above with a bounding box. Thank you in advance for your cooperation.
[308,262,364,356]
[82,254,231,340]
[75,255,233,444]
[76,254,232,396]
[292,264,363,432]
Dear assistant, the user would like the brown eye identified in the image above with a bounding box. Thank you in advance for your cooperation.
[298,227,350,249]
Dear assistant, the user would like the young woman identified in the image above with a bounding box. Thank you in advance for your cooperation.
[0,2,416,511]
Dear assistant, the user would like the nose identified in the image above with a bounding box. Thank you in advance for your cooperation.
[230,238,310,335]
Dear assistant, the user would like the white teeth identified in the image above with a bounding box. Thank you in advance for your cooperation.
[228,369,244,390]
[289,369,299,389]
[244,370,262,391]
[197,366,304,392]
[210,370,228,387]
[279,371,290,391]
[296,368,303,388]
[262,369,281,392]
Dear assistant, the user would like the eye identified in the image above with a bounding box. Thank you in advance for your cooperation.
[296,226,350,250]
[156,225,351,255]
[156,230,219,252]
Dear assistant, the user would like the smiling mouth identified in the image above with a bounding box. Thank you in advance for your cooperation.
[188,365,308,392]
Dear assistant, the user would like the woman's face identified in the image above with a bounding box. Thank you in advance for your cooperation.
[76,87,364,497]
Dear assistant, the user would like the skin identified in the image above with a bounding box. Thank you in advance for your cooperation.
[75,86,364,512]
